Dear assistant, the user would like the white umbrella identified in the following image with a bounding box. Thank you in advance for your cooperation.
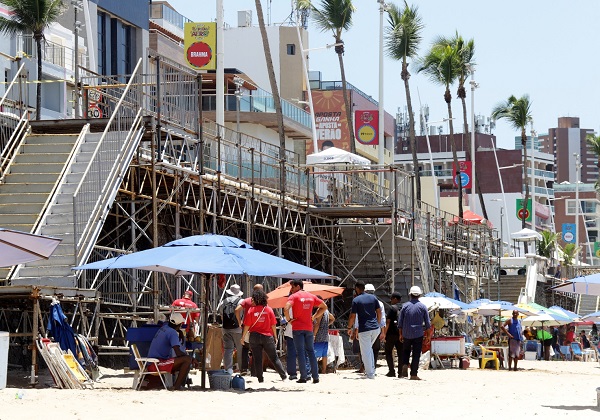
[474,300,536,317]
[0,228,61,267]
[551,273,600,296]
[581,311,600,323]
[521,311,571,327]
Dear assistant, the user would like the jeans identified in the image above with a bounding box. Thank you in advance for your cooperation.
[285,336,312,377]
[293,330,319,380]
[248,332,286,381]
[384,335,402,374]
[402,336,424,377]
[358,328,380,378]
[222,329,242,371]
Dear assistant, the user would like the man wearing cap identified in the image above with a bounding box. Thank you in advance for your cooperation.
[384,292,403,377]
[217,284,244,374]
[347,281,381,379]
[364,284,386,367]
[398,285,431,380]
[147,312,194,390]
[171,290,199,334]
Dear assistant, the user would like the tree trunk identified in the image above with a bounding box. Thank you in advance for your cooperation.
[337,48,356,154]
[35,34,42,120]
[446,91,463,218]
[403,60,420,204]
[521,129,529,253]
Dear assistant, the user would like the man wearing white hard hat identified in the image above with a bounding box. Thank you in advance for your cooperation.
[147,312,194,390]
[398,285,431,380]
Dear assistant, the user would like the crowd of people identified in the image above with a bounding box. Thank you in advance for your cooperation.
[144,280,596,390]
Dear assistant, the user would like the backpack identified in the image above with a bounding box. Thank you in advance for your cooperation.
[222,297,241,329]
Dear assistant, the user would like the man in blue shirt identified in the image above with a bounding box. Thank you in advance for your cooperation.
[398,286,431,380]
[347,281,381,379]
[148,312,193,390]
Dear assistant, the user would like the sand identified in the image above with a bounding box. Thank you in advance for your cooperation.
[1,359,599,419]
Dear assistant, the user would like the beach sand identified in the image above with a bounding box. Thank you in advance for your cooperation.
[1,359,599,419]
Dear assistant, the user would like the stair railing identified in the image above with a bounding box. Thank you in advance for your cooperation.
[0,63,30,184]
[73,58,144,266]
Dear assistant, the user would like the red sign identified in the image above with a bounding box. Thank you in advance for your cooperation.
[186,42,213,68]
[518,208,530,221]
[354,110,379,145]
[452,161,473,189]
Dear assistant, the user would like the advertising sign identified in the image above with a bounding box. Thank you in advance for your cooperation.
[354,110,378,145]
[562,223,576,244]
[184,22,216,70]
[307,90,351,155]
[594,242,600,258]
[516,198,532,222]
[451,161,472,189]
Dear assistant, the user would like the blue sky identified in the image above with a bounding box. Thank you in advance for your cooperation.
[166,1,600,150]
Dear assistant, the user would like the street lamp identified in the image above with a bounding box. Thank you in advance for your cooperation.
[377,0,388,174]
[574,152,581,265]
[468,65,478,211]
[71,0,83,118]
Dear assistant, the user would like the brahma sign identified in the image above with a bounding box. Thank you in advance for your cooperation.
[184,22,216,70]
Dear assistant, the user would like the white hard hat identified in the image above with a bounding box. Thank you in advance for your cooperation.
[169,312,185,325]
[409,286,422,296]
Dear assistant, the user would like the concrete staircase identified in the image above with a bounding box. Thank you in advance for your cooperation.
[578,294,599,316]
[0,131,103,286]
[338,224,415,300]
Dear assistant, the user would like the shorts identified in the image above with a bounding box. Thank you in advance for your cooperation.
[146,358,174,373]
[314,342,328,358]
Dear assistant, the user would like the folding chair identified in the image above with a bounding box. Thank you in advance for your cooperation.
[559,345,572,361]
[570,342,584,361]
[131,344,172,390]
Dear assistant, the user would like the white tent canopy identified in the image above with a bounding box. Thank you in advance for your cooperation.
[511,228,542,242]
[306,147,370,166]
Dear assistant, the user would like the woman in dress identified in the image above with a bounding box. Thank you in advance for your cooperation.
[240,289,287,383]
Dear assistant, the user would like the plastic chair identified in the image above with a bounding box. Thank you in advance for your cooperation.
[570,342,584,361]
[131,343,173,390]
[479,346,500,370]
[559,345,572,361]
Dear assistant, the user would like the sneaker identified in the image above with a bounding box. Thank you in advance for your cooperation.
[385,371,396,377]
[289,375,297,380]
[280,375,287,381]
[409,375,421,380]
[296,378,307,383]
[240,370,250,376]
[312,378,319,384]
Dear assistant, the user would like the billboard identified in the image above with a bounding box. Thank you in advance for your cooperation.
[562,223,576,243]
[355,110,378,145]
[184,22,216,70]
[516,198,532,222]
[451,161,473,189]
[307,90,351,155]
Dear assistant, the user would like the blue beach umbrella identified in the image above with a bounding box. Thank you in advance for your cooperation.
[47,299,78,357]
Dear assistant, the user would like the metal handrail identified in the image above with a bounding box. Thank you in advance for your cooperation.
[73,57,143,265]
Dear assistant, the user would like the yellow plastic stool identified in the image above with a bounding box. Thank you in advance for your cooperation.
[479,346,500,370]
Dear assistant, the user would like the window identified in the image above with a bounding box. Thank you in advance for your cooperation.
[567,199,597,215]
[110,18,118,75]
[97,13,106,74]
[287,44,296,55]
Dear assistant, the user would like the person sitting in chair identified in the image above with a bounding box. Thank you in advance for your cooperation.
[147,312,194,390]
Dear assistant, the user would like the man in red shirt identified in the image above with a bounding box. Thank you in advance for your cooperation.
[171,290,199,333]
[284,279,327,384]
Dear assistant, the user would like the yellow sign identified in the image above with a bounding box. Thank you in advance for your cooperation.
[184,22,216,70]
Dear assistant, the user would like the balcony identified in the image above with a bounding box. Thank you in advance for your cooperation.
[17,34,87,77]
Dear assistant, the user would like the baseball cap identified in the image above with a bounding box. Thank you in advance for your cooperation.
[365,283,376,292]
[183,290,193,297]
[409,285,422,296]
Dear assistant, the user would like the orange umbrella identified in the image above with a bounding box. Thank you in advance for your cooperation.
[266,281,345,308]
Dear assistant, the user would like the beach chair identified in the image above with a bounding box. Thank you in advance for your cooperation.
[559,345,572,361]
[570,342,584,361]
[131,344,172,390]
[479,346,499,370]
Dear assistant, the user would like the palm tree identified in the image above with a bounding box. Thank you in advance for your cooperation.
[0,0,65,120]
[385,1,423,202]
[297,0,357,153]
[417,42,463,218]
[586,133,600,193]
[254,0,286,189]
[433,34,489,222]
[560,243,581,279]
[491,95,533,245]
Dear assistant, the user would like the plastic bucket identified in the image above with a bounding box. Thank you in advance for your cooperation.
[0,332,9,390]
